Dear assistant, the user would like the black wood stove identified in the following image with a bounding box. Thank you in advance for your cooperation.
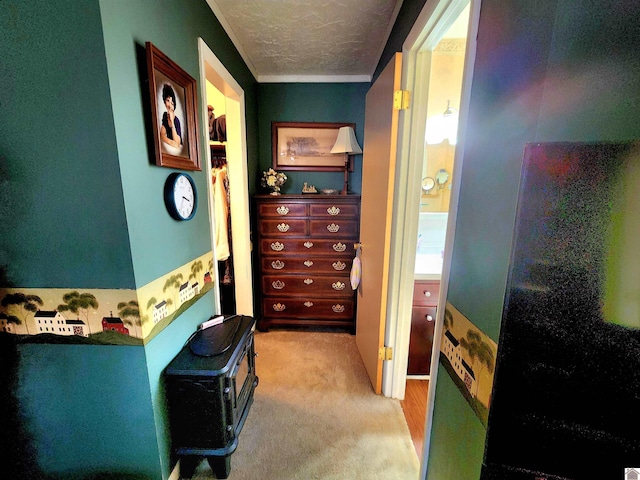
[164,315,258,478]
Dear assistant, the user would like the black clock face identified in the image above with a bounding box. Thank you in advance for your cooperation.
[164,173,197,221]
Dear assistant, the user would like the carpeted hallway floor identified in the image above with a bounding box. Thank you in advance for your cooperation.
[189,330,420,479]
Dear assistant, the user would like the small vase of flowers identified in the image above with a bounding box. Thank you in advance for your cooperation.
[261,168,287,195]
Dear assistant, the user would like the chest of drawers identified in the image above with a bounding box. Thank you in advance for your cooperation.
[254,194,361,333]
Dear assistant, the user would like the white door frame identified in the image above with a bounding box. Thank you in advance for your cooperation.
[383,0,479,398]
[197,38,254,317]
[382,0,481,475]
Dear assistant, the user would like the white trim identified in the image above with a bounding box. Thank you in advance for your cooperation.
[198,38,254,317]
[407,374,431,381]
[258,74,372,83]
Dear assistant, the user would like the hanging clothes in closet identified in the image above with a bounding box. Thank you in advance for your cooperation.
[211,144,236,313]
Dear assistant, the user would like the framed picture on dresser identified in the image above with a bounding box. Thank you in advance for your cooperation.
[272,122,355,172]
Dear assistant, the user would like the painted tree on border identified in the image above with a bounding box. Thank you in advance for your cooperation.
[58,291,99,334]
[459,329,495,398]
[118,300,141,337]
[0,292,43,335]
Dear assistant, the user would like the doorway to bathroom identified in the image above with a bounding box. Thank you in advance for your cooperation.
[377,0,481,471]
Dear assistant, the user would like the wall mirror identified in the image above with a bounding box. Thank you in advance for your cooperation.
[422,176,436,193]
[435,168,449,188]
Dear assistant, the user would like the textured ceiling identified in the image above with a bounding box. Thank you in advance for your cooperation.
[207,0,402,82]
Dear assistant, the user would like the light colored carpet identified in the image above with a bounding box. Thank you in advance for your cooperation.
[191,330,420,479]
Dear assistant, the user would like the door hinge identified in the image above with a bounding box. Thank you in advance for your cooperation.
[378,346,393,361]
[393,90,410,110]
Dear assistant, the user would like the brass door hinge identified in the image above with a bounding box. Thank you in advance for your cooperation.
[378,346,393,361]
[393,90,410,110]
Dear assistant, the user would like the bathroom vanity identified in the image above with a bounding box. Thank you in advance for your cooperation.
[408,212,447,376]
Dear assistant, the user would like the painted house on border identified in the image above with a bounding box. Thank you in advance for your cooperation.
[153,301,168,324]
[443,329,477,396]
[34,311,88,337]
[101,314,129,336]
[179,281,196,304]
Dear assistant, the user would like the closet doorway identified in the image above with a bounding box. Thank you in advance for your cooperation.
[198,38,253,317]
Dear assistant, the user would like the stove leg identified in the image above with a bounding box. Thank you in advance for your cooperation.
[179,456,200,478]
[207,455,231,479]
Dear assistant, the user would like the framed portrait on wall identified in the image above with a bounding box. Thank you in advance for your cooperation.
[146,42,201,171]
[272,122,356,172]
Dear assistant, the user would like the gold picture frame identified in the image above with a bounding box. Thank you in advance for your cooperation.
[272,122,356,171]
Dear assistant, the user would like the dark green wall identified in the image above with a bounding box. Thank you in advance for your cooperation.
[1,0,258,478]
[0,0,133,289]
[257,83,368,194]
[426,0,640,478]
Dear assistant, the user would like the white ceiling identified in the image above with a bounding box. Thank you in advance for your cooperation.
[206,0,403,83]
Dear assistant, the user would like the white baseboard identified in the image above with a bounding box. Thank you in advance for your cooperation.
[406,374,430,380]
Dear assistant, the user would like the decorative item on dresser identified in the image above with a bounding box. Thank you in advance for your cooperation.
[254,194,361,333]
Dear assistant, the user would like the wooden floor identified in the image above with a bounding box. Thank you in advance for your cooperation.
[400,379,429,457]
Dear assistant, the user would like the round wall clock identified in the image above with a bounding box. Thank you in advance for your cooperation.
[164,172,197,221]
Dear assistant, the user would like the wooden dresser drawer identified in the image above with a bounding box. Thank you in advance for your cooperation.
[309,219,359,238]
[261,297,355,320]
[256,202,307,217]
[413,280,440,307]
[258,219,307,236]
[261,257,352,274]
[259,238,355,256]
[309,202,359,218]
[262,274,352,297]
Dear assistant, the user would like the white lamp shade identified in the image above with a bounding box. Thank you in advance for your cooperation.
[330,126,362,154]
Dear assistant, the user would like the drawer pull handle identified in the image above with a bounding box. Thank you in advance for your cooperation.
[272,280,285,289]
[327,223,340,233]
[276,206,289,215]
[271,260,285,269]
[272,303,286,312]
[426,315,433,322]
[333,242,346,252]
[270,242,285,251]
[327,206,341,216]
[304,301,314,308]
[424,291,431,297]
[304,260,314,267]
[277,223,290,232]
[332,261,346,271]
[332,282,346,291]
[304,241,314,248]
[304,278,314,285]
[332,304,345,313]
